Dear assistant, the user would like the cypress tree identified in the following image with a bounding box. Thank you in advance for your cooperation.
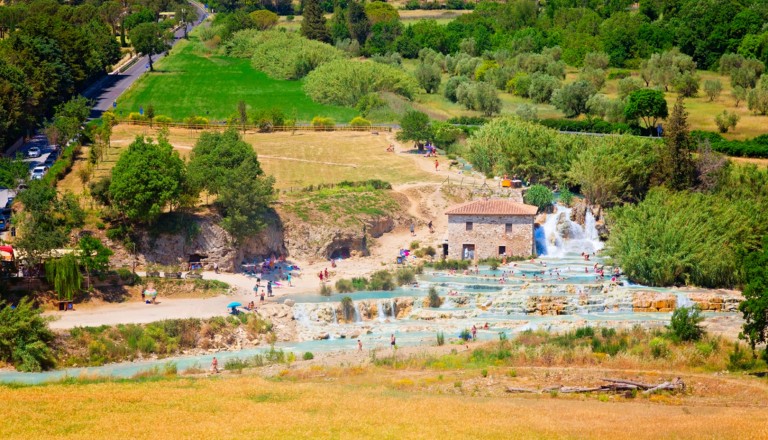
[659,96,696,190]
[301,0,331,43]
[347,0,370,46]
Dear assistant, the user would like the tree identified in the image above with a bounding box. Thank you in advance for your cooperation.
[301,0,330,42]
[714,110,740,133]
[365,1,399,25]
[109,136,187,224]
[444,75,470,102]
[0,58,33,148]
[740,237,768,352]
[551,80,595,118]
[624,89,668,129]
[617,77,643,100]
[673,72,700,97]
[217,155,275,244]
[747,75,768,115]
[583,51,610,70]
[188,128,255,197]
[14,182,75,267]
[703,79,723,101]
[130,23,170,72]
[528,73,560,104]
[0,298,56,372]
[347,0,371,46]
[415,62,441,94]
[473,82,502,117]
[732,85,747,107]
[78,236,113,291]
[397,110,432,148]
[659,96,695,190]
[145,103,155,127]
[670,306,705,341]
[250,10,279,30]
[523,184,554,213]
[44,254,82,302]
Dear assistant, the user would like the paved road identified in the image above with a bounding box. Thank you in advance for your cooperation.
[84,1,208,119]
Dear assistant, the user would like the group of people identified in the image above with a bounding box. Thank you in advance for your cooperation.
[318,267,330,282]
[141,284,158,304]
[253,279,274,302]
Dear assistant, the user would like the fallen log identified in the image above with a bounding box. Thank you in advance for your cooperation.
[601,378,654,389]
[642,377,685,395]
[558,386,605,393]
[505,387,538,394]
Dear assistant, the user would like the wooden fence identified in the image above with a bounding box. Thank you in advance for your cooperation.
[117,119,393,133]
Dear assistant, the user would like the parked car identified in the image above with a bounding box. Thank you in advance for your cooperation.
[0,217,7,232]
[30,166,48,180]
[27,147,41,158]
[44,156,56,167]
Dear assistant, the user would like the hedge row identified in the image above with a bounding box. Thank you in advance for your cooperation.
[536,118,655,136]
[692,131,768,158]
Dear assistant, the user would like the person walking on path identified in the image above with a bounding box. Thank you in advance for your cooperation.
[435,159,439,172]
[213,262,219,274]
[428,220,433,234]
[210,357,219,374]
[287,272,292,287]
[267,281,273,297]
[410,222,415,237]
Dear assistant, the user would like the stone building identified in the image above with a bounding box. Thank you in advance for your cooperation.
[444,199,538,260]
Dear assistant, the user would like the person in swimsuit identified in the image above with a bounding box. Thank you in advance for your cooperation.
[390,334,396,348]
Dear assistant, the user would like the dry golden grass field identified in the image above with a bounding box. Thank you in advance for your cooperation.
[59,126,441,195]
[2,362,768,440]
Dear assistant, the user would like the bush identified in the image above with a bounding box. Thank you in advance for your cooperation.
[523,184,554,212]
[559,187,574,206]
[0,299,56,371]
[153,115,172,126]
[669,306,705,341]
[320,283,333,296]
[225,30,344,79]
[304,59,419,106]
[302,351,314,360]
[368,270,396,290]
[436,331,445,346]
[351,277,369,290]
[427,286,442,308]
[714,110,740,133]
[395,267,416,286]
[335,278,354,293]
[128,112,147,121]
[349,116,372,128]
[184,116,209,126]
[311,116,335,130]
[459,329,472,341]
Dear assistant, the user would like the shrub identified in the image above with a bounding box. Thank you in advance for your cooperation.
[459,329,472,341]
[436,331,445,346]
[154,115,172,126]
[311,116,335,130]
[335,278,354,293]
[714,110,740,133]
[341,296,355,321]
[395,268,416,286]
[670,306,705,341]
[128,112,147,121]
[184,116,209,126]
[427,286,442,308]
[349,116,372,128]
[351,277,369,290]
[424,246,436,258]
[523,184,554,212]
[559,187,574,206]
[303,351,314,360]
[250,10,278,30]
[649,337,670,358]
[304,59,419,106]
[320,283,333,296]
[368,270,395,290]
[0,299,56,371]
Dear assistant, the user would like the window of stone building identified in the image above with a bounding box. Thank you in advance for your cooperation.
[466,222,473,231]
[498,245,506,255]
[505,223,512,233]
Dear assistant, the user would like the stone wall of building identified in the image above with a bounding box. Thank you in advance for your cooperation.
[446,214,534,260]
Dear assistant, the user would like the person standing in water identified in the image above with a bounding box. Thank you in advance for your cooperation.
[390,334,396,348]
[358,339,363,352]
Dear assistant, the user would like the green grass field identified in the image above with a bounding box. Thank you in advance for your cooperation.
[117,38,356,124]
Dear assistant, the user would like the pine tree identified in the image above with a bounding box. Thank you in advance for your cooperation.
[659,96,696,190]
[301,0,331,43]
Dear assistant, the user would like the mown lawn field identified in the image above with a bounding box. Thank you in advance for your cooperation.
[116,38,356,124]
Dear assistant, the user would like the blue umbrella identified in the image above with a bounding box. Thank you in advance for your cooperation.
[227,302,242,308]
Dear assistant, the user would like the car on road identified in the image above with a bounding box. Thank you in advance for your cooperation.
[30,166,48,180]
[44,156,56,167]
[27,147,42,158]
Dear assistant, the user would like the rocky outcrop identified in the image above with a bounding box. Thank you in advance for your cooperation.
[108,211,285,272]
[632,291,676,312]
[689,292,742,312]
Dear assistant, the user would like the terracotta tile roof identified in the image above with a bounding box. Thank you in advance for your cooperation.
[445,199,538,216]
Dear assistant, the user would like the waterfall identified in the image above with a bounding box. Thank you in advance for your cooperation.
[676,292,694,309]
[377,300,386,322]
[541,205,604,257]
[353,302,362,323]
[292,305,311,326]
[331,306,338,324]
[389,299,397,320]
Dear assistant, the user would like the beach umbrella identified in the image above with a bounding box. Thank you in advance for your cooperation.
[227,302,242,308]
